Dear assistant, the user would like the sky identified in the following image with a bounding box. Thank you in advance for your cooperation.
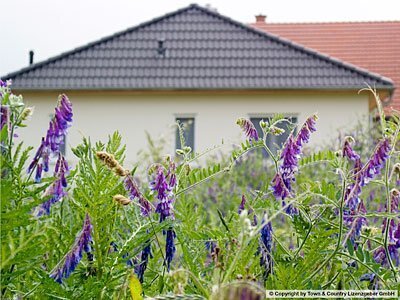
[1,0,399,76]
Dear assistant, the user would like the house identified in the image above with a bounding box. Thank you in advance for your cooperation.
[251,17,400,112]
[2,4,394,164]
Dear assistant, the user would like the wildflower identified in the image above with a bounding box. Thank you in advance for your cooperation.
[45,94,73,153]
[270,114,317,215]
[135,240,153,283]
[165,229,176,271]
[238,195,246,214]
[149,163,177,271]
[362,139,390,185]
[35,154,69,216]
[113,194,131,206]
[150,166,175,222]
[373,190,400,267]
[50,214,92,283]
[295,114,317,147]
[342,136,360,161]
[236,118,259,141]
[124,174,151,216]
[270,173,291,200]
[344,200,367,248]
[0,105,10,132]
[259,213,273,280]
[27,94,72,181]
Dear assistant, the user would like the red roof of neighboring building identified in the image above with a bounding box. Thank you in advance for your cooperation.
[251,20,400,111]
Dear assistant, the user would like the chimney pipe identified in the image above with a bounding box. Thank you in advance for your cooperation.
[29,50,34,65]
[255,14,266,23]
[157,39,166,57]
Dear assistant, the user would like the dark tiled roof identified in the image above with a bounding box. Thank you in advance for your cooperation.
[2,4,394,90]
[251,21,400,109]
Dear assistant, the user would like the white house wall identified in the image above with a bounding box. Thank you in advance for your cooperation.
[17,91,369,167]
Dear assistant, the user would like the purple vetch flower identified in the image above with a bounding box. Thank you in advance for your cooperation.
[165,229,176,271]
[45,95,73,153]
[270,114,317,215]
[238,194,246,214]
[259,213,273,280]
[124,174,152,216]
[149,163,177,271]
[374,190,400,267]
[295,114,317,147]
[135,239,153,283]
[35,154,69,216]
[27,94,72,181]
[236,118,259,141]
[150,165,175,222]
[0,105,10,132]
[374,244,400,267]
[270,173,291,200]
[362,139,390,185]
[342,136,360,161]
[344,200,367,248]
[50,213,93,283]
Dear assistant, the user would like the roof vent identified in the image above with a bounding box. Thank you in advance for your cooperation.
[255,14,266,23]
[29,50,34,65]
[157,39,166,57]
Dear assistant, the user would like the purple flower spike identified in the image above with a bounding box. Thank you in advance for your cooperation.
[270,173,291,200]
[238,195,246,214]
[135,238,153,283]
[295,114,317,147]
[124,175,152,216]
[237,118,259,141]
[27,94,72,179]
[0,105,10,132]
[35,154,69,216]
[259,213,273,280]
[50,213,93,283]
[270,114,317,216]
[343,136,360,161]
[165,229,176,271]
[362,139,390,185]
[150,165,175,222]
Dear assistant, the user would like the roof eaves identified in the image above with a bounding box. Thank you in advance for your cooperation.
[11,85,394,91]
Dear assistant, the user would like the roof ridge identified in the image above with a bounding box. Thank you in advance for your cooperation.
[251,20,400,25]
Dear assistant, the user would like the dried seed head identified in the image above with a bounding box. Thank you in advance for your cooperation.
[392,163,400,179]
[113,194,131,206]
[96,151,118,168]
[114,166,128,177]
[96,151,128,176]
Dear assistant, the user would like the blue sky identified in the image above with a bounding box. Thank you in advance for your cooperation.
[1,0,399,76]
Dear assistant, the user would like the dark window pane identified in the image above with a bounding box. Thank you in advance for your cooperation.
[176,118,195,151]
[250,116,297,156]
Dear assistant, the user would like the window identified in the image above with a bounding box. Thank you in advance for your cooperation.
[250,116,297,155]
[175,117,195,152]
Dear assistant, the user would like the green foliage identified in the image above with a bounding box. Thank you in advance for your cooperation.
[1,86,400,299]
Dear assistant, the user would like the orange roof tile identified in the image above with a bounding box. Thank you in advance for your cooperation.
[251,20,400,111]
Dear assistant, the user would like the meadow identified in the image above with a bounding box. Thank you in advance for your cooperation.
[1,80,399,299]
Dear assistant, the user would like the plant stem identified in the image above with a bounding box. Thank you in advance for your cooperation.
[302,174,346,285]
